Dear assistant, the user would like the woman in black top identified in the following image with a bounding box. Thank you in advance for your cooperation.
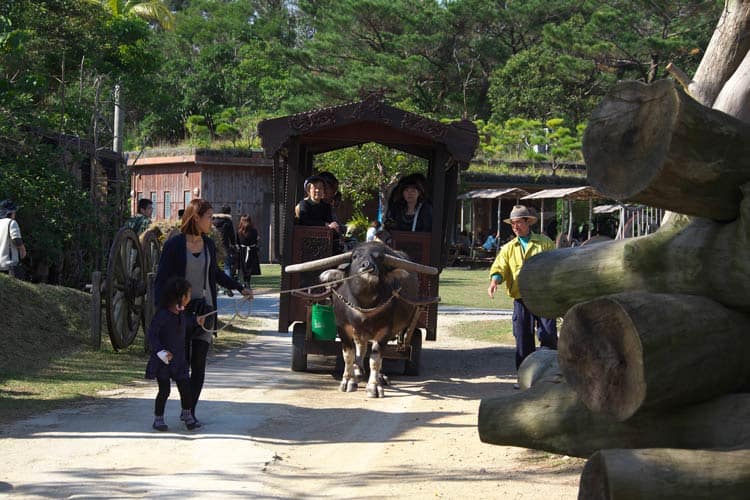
[236,213,261,284]
[385,173,433,232]
[154,198,252,427]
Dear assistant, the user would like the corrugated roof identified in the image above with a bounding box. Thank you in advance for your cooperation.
[521,186,605,201]
[457,187,530,200]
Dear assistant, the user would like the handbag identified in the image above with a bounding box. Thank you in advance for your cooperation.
[186,297,214,337]
[185,249,216,337]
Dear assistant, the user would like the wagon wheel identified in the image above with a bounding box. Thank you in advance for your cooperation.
[291,323,308,372]
[404,329,422,376]
[140,228,162,332]
[105,227,146,350]
[141,229,162,277]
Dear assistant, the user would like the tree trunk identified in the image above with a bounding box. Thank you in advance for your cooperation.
[578,448,750,500]
[518,196,750,319]
[558,292,750,421]
[517,348,561,390]
[477,381,750,458]
[714,48,750,123]
[689,0,750,107]
[583,79,750,221]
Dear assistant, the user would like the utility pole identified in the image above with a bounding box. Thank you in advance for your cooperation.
[113,83,124,153]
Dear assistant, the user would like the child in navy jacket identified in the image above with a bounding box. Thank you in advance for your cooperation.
[145,277,204,431]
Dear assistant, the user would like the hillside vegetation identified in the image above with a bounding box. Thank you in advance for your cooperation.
[0,274,91,377]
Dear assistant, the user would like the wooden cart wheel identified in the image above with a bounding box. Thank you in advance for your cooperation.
[404,329,422,376]
[141,229,162,277]
[291,322,308,372]
[105,227,146,350]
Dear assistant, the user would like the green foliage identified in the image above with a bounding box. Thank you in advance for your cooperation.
[185,115,210,145]
[475,116,584,166]
[345,211,370,241]
[0,139,101,284]
[316,143,426,211]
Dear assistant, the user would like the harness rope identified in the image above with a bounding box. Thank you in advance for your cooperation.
[197,270,372,335]
[198,268,440,335]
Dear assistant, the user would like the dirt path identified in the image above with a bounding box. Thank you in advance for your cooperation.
[0,315,584,499]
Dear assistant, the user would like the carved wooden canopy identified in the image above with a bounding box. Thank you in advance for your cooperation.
[257,94,479,168]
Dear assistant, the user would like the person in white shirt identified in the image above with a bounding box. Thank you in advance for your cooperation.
[365,220,381,242]
[0,200,27,276]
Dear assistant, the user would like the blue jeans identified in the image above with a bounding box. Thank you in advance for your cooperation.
[223,253,234,279]
[512,299,557,369]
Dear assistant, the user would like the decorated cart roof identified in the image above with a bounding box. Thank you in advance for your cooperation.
[257,93,479,167]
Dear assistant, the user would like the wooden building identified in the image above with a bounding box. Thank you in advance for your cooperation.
[128,148,274,261]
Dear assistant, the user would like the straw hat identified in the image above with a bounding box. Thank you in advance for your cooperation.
[503,205,538,225]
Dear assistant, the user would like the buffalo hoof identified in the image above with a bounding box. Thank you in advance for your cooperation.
[366,383,385,398]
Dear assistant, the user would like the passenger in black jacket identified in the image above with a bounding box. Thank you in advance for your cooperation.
[211,205,237,279]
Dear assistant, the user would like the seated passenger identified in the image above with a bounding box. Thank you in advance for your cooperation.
[385,173,432,232]
[295,176,340,233]
[482,230,499,252]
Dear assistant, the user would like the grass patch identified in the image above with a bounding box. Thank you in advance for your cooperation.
[250,263,281,296]
[0,274,262,424]
[252,264,514,311]
[438,267,514,310]
[447,319,515,344]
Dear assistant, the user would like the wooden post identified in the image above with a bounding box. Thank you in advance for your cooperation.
[90,271,101,349]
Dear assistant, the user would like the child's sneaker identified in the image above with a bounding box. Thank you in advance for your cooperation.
[181,411,203,428]
[181,409,199,430]
[152,416,168,432]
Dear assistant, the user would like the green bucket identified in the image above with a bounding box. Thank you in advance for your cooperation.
[311,303,337,341]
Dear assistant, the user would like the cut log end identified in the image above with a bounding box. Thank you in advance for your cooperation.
[559,298,645,421]
[584,79,678,200]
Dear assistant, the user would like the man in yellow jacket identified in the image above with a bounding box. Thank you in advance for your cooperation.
[487,205,558,375]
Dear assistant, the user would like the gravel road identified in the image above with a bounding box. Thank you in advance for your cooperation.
[0,314,583,499]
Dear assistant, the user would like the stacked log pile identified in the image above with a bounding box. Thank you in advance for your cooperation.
[478,2,750,498]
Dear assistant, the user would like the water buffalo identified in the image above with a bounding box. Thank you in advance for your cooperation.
[285,241,438,397]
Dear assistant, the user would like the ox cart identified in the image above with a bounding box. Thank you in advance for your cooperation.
[258,94,479,378]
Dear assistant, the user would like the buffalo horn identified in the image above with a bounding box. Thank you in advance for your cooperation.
[284,252,352,273]
[383,254,438,275]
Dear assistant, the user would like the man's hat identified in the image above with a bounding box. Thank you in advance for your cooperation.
[503,205,538,225]
[0,199,19,218]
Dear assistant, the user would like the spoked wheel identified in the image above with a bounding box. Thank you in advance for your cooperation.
[291,322,308,372]
[404,329,422,376]
[141,229,161,277]
[105,227,146,350]
[140,229,162,333]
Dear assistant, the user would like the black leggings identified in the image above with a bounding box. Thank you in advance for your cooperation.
[186,338,210,415]
[154,376,192,416]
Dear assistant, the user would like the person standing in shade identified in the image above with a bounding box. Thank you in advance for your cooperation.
[0,200,27,278]
[212,205,237,280]
[125,198,154,235]
[154,198,252,427]
[487,205,557,383]
[236,213,261,285]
